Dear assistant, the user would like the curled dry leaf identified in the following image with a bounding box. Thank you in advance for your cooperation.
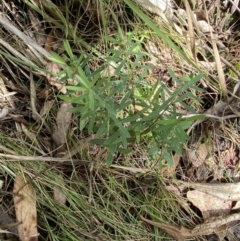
[0,106,9,119]
[140,216,192,241]
[180,181,240,201]
[140,215,216,240]
[196,20,213,33]
[141,215,234,240]
[44,29,62,53]
[199,61,217,72]
[134,0,171,16]
[13,174,38,241]
[192,213,240,235]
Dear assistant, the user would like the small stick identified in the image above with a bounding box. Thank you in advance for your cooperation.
[0,153,89,164]
[187,113,238,135]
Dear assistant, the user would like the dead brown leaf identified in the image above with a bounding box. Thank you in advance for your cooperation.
[191,213,240,240]
[160,153,180,177]
[40,100,54,117]
[13,174,38,241]
[51,103,72,205]
[187,143,209,168]
[140,216,192,241]
[53,174,67,205]
[51,102,73,148]
[180,181,240,201]
[46,62,66,94]
[187,190,231,220]
[44,29,57,52]
[141,215,229,240]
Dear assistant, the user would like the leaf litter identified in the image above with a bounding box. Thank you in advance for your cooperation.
[13,174,38,241]
[51,102,73,205]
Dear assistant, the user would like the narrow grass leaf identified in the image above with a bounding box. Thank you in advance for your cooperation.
[76,75,90,89]
[88,92,95,110]
[117,148,132,154]
[141,73,203,122]
[80,54,92,68]
[96,121,108,136]
[71,95,87,104]
[88,114,96,134]
[106,145,117,166]
[121,113,141,123]
[202,1,227,98]
[89,139,105,145]
[117,100,132,113]
[103,36,121,44]
[63,40,74,59]
[49,52,66,65]
[115,59,126,75]
[80,118,87,131]
[66,86,86,91]
[106,151,114,166]
[135,131,141,143]
[95,95,130,139]
[123,0,197,68]
[67,106,84,113]
[58,95,76,102]
[163,149,174,166]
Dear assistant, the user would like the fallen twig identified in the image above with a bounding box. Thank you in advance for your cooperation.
[0,153,89,164]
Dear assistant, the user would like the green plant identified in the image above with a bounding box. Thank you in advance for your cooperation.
[49,38,204,166]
